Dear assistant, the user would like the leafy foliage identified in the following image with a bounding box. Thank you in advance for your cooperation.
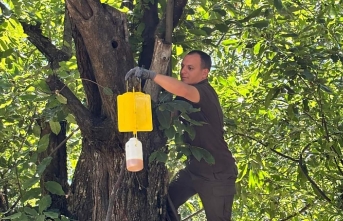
[1,0,343,220]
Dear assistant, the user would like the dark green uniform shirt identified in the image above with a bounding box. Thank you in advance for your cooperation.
[176,79,236,177]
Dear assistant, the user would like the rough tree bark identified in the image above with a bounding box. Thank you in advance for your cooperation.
[24,0,188,220]
[38,121,69,216]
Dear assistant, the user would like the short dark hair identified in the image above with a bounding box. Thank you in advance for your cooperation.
[187,50,212,71]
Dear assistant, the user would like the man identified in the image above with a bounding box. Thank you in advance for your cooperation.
[125,50,237,221]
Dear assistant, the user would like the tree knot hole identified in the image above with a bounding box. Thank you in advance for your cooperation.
[112,40,118,49]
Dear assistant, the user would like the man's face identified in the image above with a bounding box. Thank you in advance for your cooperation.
[180,54,209,84]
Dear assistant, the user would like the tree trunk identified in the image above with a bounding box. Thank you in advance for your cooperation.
[47,0,171,220]
[23,0,188,219]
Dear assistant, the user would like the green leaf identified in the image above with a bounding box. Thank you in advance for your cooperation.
[37,134,50,153]
[24,207,38,216]
[149,150,168,163]
[156,109,170,129]
[164,126,176,139]
[149,151,158,163]
[189,146,203,161]
[61,216,70,221]
[301,69,315,81]
[103,87,113,96]
[36,215,46,221]
[45,181,65,195]
[23,176,40,189]
[302,99,309,112]
[184,125,195,140]
[61,216,69,221]
[215,24,229,33]
[189,146,215,164]
[49,121,61,135]
[213,8,227,16]
[39,195,52,213]
[44,211,60,218]
[37,157,52,176]
[33,124,41,136]
[56,93,67,104]
[177,146,191,156]
[250,20,269,28]
[199,148,215,165]
[4,212,22,219]
[188,29,208,36]
[35,80,51,93]
[174,133,184,145]
[273,0,283,11]
[66,114,77,124]
[240,7,264,23]
[181,113,204,126]
[0,156,7,167]
[22,188,41,202]
[253,41,262,55]
[157,151,168,163]
[222,39,239,45]
[265,87,279,109]
[201,27,214,35]
[319,84,333,93]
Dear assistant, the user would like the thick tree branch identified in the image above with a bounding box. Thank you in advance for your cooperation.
[156,0,188,39]
[71,21,102,116]
[165,0,174,44]
[46,75,93,133]
[143,39,172,102]
[21,21,72,69]
[138,1,159,69]
[66,0,134,128]
[62,7,73,58]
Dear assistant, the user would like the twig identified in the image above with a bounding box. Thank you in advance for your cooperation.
[280,203,311,221]
[13,167,23,207]
[48,127,79,157]
[234,132,298,162]
[299,143,331,202]
[105,160,126,221]
[182,208,204,221]
[269,147,298,162]
[2,196,21,215]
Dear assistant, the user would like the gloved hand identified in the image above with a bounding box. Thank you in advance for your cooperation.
[125,67,157,81]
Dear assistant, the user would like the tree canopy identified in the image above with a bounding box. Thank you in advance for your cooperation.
[1,0,343,220]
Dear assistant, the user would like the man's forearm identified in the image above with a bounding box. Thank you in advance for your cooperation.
[153,74,200,103]
[153,74,186,96]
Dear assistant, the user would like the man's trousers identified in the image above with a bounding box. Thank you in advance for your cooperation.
[167,167,237,221]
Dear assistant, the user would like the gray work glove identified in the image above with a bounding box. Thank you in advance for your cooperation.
[125,67,156,81]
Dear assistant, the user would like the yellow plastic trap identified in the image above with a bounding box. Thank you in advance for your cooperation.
[117,83,153,133]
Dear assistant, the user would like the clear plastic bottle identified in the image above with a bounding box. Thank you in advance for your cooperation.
[125,137,143,172]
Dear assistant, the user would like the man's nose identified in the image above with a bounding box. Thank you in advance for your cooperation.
[180,67,186,74]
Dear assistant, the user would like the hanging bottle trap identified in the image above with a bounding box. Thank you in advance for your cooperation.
[117,81,153,172]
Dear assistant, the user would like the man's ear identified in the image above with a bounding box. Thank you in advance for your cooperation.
[202,68,209,78]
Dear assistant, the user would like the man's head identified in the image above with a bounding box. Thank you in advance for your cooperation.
[180,50,212,84]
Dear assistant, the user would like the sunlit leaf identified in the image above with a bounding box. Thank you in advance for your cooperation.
[49,121,61,135]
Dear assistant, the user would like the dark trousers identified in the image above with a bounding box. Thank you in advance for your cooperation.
[167,168,237,221]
